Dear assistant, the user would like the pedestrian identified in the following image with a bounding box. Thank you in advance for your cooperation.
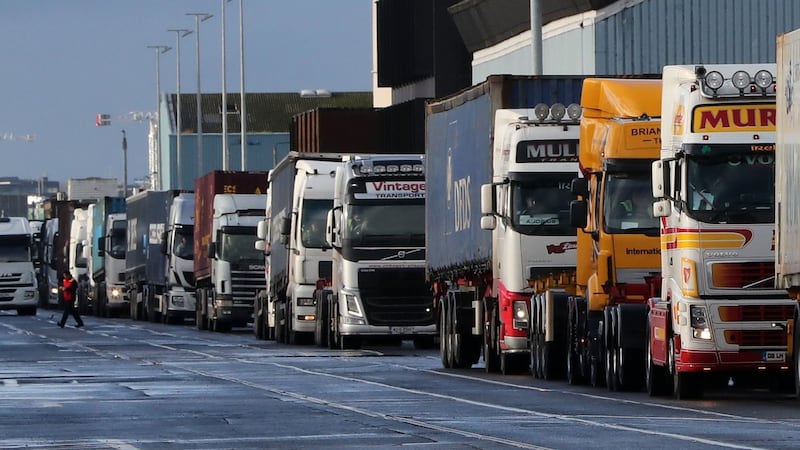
[58,271,84,328]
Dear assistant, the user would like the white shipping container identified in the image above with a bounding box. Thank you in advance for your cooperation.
[67,177,119,201]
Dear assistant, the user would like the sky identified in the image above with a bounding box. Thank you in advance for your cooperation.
[0,0,373,185]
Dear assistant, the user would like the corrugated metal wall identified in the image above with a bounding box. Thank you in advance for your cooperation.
[595,0,800,75]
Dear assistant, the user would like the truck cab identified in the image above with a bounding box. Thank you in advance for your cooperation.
[0,217,38,316]
[164,193,196,321]
[103,212,128,314]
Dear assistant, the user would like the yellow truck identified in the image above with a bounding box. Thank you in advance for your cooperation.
[548,78,662,390]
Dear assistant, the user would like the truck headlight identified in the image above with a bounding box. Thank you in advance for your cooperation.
[171,296,184,307]
[344,294,363,317]
[690,305,711,340]
[111,288,121,298]
[512,300,529,330]
[297,297,316,307]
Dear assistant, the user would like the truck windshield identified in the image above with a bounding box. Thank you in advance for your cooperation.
[604,174,659,234]
[300,199,332,249]
[511,177,575,236]
[344,203,424,246]
[0,236,31,262]
[108,220,126,259]
[219,232,262,262]
[686,151,774,224]
[173,229,193,259]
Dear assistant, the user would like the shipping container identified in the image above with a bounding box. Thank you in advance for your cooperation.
[193,171,269,282]
[125,191,176,291]
[290,108,379,154]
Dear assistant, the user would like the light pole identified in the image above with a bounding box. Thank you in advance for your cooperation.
[146,44,171,191]
[121,130,128,197]
[238,0,247,170]
[221,0,233,170]
[186,13,213,179]
[167,28,193,189]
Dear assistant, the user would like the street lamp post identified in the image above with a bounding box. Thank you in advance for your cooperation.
[167,28,193,189]
[221,0,232,170]
[121,130,128,197]
[146,44,171,191]
[239,0,247,170]
[187,13,213,179]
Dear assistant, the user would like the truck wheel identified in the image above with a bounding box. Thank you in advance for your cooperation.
[195,292,207,331]
[566,306,583,385]
[339,334,361,350]
[17,307,36,316]
[484,305,500,373]
[617,347,644,391]
[795,319,800,398]
[645,317,671,396]
[314,293,328,347]
[439,300,451,368]
[413,336,436,350]
[328,302,339,350]
[670,337,703,399]
[254,310,265,340]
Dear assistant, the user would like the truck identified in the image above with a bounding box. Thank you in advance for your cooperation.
[127,190,195,324]
[426,75,584,373]
[40,199,87,309]
[0,217,38,316]
[85,196,127,317]
[68,207,90,313]
[321,154,433,350]
[194,171,268,332]
[650,66,793,397]
[253,152,343,343]
[564,78,663,391]
[777,29,800,398]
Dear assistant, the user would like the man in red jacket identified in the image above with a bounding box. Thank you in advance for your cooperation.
[58,271,84,328]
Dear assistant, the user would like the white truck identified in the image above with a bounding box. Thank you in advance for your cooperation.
[68,207,90,313]
[321,154,434,350]
[84,197,128,317]
[163,193,196,321]
[254,152,342,343]
[650,64,793,399]
[194,171,268,332]
[0,217,38,316]
[776,29,800,397]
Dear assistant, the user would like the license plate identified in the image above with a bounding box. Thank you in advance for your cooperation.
[389,326,414,335]
[763,351,786,362]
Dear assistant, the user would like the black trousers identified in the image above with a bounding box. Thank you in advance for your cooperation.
[59,300,84,327]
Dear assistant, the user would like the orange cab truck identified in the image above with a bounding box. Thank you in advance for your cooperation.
[649,65,793,399]
[564,78,662,390]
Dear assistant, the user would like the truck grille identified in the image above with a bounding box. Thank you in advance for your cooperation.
[231,268,264,305]
[724,330,787,347]
[357,268,433,326]
[718,305,795,322]
[711,262,774,289]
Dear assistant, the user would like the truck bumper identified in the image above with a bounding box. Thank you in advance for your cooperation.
[167,290,196,316]
[338,321,437,338]
[0,288,37,310]
[212,304,252,327]
[675,349,791,372]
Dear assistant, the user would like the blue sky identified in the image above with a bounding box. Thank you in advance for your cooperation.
[0,0,372,184]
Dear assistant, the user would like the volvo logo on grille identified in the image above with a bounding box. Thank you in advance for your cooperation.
[397,251,406,259]
[0,273,13,278]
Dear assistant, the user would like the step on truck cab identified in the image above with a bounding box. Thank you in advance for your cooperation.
[651,65,793,399]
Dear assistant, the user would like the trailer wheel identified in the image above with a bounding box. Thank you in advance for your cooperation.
[195,289,208,331]
[328,301,339,350]
[566,304,583,385]
[795,315,800,398]
[314,291,329,347]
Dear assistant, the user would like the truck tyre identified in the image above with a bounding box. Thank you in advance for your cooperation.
[328,301,339,349]
[339,334,361,350]
[439,299,451,368]
[669,336,703,399]
[17,306,36,316]
[645,316,671,396]
[604,307,619,391]
[314,291,328,347]
[795,316,800,398]
[566,305,583,385]
[484,303,500,373]
[287,305,297,345]
[254,308,265,340]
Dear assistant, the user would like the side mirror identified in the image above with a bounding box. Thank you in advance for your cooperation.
[81,240,90,259]
[207,242,216,259]
[279,216,291,236]
[571,178,589,198]
[256,220,267,240]
[255,240,266,252]
[480,215,496,230]
[98,237,105,253]
[160,231,168,255]
[480,184,495,215]
[326,209,339,248]
[652,160,667,198]
[569,200,588,229]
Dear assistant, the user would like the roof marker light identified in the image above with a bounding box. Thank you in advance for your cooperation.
[533,103,550,121]
[705,71,724,90]
[567,103,582,120]
[754,70,773,89]
[551,103,566,121]
[731,71,751,89]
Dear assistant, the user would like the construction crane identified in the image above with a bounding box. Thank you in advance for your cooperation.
[95,112,156,127]
[0,132,35,143]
